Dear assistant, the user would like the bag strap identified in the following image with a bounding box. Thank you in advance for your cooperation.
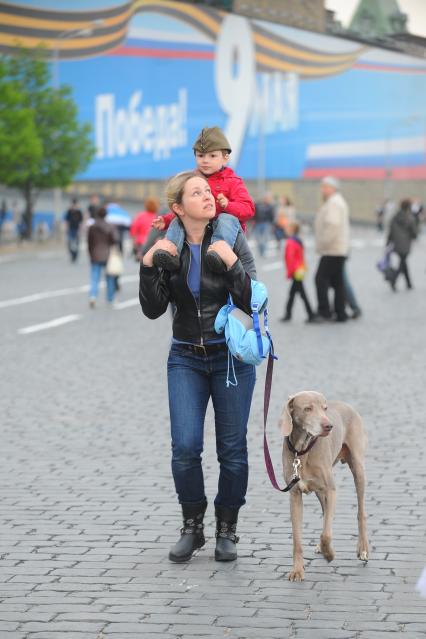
[227,294,236,312]
[263,344,300,493]
[251,302,264,358]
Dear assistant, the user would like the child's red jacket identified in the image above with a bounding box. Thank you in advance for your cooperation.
[284,236,305,279]
[162,167,254,232]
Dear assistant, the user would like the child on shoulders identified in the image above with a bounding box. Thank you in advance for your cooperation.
[152,126,254,273]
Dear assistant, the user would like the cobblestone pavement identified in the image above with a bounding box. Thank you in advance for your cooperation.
[1,228,426,639]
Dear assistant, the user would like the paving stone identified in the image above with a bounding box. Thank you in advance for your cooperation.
[1,230,426,636]
[102,623,169,633]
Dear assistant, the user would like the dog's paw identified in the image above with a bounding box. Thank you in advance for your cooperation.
[357,540,369,562]
[322,547,335,562]
[320,536,335,562]
[314,544,321,554]
[288,568,305,582]
[358,549,369,562]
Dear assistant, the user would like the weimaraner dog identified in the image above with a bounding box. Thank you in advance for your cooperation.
[280,391,369,581]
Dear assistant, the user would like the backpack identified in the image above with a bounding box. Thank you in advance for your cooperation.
[214,280,274,385]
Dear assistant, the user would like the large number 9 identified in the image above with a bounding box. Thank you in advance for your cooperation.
[214,15,256,167]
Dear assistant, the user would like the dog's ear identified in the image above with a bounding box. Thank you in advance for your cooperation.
[279,396,294,436]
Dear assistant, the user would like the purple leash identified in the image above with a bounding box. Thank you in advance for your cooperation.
[263,351,301,492]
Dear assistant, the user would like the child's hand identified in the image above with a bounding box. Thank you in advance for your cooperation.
[216,193,228,210]
[152,216,165,230]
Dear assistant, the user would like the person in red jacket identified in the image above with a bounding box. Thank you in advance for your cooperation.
[281,222,314,323]
[152,126,254,273]
[129,196,160,259]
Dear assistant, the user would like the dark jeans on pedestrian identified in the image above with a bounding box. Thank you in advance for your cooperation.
[67,229,79,262]
[253,222,271,257]
[394,253,412,289]
[315,255,347,321]
[167,344,256,509]
[285,278,314,319]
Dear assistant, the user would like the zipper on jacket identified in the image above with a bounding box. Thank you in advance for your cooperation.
[198,241,204,345]
[185,241,203,345]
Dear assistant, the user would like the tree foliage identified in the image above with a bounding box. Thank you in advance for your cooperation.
[0,48,95,235]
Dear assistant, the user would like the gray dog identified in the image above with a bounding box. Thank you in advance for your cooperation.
[280,391,369,581]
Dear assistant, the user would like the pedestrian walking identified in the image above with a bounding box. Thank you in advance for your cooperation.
[253,193,275,257]
[151,126,254,273]
[386,199,417,291]
[280,221,314,323]
[139,171,257,564]
[0,199,6,241]
[105,202,131,293]
[383,198,397,234]
[130,196,160,260]
[87,194,100,221]
[87,206,119,308]
[411,197,424,232]
[375,202,384,232]
[273,195,294,251]
[313,176,349,323]
[64,198,83,263]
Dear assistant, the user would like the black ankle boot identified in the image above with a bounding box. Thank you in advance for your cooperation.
[214,505,239,562]
[152,249,180,272]
[169,499,207,563]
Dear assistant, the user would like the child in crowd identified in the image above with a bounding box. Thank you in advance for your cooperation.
[152,126,254,273]
[281,221,314,323]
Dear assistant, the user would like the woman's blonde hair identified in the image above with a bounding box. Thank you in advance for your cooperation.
[165,170,205,210]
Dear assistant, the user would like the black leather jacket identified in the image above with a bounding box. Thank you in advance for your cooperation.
[139,225,257,344]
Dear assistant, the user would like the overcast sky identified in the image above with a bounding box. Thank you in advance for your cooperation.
[326,0,426,36]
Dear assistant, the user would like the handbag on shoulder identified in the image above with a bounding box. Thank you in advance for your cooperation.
[214,280,274,367]
[106,246,123,276]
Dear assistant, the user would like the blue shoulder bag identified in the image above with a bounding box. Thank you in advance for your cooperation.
[214,280,275,386]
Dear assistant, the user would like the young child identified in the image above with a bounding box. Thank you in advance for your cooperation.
[281,221,314,323]
[152,126,255,273]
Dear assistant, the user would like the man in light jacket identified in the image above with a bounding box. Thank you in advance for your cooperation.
[313,176,349,322]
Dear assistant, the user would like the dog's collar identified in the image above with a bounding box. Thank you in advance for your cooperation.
[286,435,318,456]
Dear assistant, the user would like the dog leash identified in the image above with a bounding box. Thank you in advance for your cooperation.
[263,349,301,493]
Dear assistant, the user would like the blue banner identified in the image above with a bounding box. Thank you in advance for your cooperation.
[2,1,426,181]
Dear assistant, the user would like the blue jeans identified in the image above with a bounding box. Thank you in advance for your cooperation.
[167,344,256,508]
[343,263,361,312]
[166,213,241,255]
[90,262,116,302]
[67,229,79,262]
[253,222,271,257]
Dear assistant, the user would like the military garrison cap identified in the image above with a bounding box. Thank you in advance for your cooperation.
[193,126,232,154]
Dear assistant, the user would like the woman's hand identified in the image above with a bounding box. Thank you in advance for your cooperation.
[142,239,177,267]
[208,240,238,270]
